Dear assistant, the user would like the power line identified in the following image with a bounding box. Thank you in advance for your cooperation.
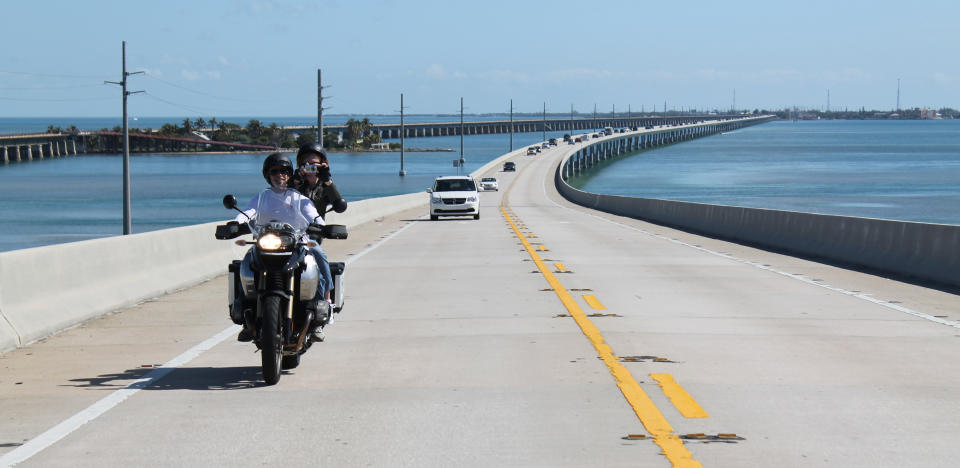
[141,91,253,116]
[0,69,111,79]
[0,83,108,90]
[141,72,273,103]
[0,96,113,102]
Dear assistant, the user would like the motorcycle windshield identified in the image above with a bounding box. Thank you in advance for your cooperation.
[251,189,310,235]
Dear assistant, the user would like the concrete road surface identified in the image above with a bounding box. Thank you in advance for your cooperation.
[2,143,959,467]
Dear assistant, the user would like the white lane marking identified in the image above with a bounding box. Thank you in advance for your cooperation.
[0,325,239,467]
[0,218,420,466]
[538,164,960,329]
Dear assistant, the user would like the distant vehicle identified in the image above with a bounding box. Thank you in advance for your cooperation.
[480,177,499,191]
[645,125,654,129]
[526,148,537,156]
[603,127,613,135]
[503,161,516,171]
[567,140,575,145]
[562,134,571,142]
[549,138,558,145]
[427,176,480,221]
[574,137,582,143]
[592,133,601,138]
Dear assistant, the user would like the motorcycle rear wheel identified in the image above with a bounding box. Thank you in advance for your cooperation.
[260,295,283,385]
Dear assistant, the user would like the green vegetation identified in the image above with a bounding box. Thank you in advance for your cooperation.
[322,117,382,150]
[770,107,958,120]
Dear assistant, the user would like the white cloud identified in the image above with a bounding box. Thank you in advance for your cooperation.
[933,72,953,84]
[181,70,201,81]
[425,64,447,79]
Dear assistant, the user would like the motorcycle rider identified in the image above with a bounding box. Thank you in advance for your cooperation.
[293,144,347,337]
[293,143,347,221]
[235,153,330,342]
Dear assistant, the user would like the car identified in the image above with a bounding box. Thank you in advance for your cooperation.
[503,161,516,171]
[549,138,558,145]
[574,137,582,143]
[427,176,480,221]
[567,139,575,145]
[480,177,499,191]
[527,148,537,156]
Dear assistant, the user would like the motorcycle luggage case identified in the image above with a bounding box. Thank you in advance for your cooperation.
[329,262,345,311]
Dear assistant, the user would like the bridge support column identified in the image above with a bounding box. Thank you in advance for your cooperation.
[1,146,7,164]
[26,145,33,161]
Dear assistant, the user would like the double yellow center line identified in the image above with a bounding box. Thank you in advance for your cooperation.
[502,205,703,468]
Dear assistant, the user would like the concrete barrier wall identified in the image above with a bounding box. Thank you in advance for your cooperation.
[0,192,429,353]
[554,156,960,288]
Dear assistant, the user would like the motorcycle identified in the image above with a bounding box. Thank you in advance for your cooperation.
[215,192,347,385]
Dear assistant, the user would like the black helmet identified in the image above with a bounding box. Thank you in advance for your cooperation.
[262,153,293,184]
[296,143,326,166]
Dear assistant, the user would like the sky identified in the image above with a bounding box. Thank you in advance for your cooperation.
[1,0,957,118]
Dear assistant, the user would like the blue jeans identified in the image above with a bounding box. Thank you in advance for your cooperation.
[309,245,332,300]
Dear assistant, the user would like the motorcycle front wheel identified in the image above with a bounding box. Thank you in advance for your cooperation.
[260,295,283,385]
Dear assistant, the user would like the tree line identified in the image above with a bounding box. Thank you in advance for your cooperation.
[46,116,387,150]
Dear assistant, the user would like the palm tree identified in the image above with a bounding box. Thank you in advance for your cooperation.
[209,117,218,131]
[194,117,207,130]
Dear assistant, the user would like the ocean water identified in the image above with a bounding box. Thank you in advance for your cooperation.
[569,120,960,226]
[0,130,568,252]
[0,114,568,135]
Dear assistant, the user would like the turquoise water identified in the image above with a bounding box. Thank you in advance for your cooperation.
[0,130,567,252]
[3,119,958,252]
[570,120,960,226]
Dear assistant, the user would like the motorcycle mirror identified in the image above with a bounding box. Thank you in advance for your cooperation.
[222,194,237,210]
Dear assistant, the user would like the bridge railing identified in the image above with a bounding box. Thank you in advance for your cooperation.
[0,191,428,353]
[553,118,960,288]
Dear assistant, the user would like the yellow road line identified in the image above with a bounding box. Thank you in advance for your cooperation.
[501,205,702,468]
[582,294,607,310]
[650,374,710,419]
[553,262,570,273]
[537,245,548,251]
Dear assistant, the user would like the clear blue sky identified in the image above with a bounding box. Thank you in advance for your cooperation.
[1,0,956,117]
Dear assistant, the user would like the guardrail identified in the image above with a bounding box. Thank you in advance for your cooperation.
[0,192,428,353]
[553,126,960,288]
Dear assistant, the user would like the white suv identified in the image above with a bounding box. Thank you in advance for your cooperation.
[428,176,480,220]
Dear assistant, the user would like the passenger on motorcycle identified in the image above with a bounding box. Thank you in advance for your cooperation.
[293,144,346,336]
[235,153,332,342]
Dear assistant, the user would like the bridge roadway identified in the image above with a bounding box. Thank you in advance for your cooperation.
[2,142,959,467]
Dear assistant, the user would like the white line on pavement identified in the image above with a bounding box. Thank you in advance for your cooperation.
[539,162,960,329]
[0,217,420,467]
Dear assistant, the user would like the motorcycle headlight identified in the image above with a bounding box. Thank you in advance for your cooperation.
[257,233,283,251]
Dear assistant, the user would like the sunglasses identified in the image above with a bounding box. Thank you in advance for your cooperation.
[269,168,291,176]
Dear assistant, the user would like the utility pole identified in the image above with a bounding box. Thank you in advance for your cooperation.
[570,103,574,133]
[399,93,406,177]
[593,103,597,130]
[827,89,830,112]
[542,102,546,142]
[316,69,331,146]
[105,40,143,235]
[896,78,901,111]
[509,99,514,151]
[459,97,465,175]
